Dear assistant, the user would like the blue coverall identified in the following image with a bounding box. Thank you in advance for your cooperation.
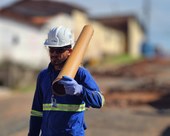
[28,63,105,136]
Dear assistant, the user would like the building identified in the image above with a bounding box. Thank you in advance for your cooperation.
[0,0,145,88]
[92,15,145,58]
[0,0,88,69]
[0,0,88,87]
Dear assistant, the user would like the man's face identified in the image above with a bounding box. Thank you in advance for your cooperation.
[49,47,72,66]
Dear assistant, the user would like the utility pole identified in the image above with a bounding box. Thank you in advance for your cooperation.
[143,0,151,41]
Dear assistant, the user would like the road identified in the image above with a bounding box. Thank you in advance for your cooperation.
[0,91,170,136]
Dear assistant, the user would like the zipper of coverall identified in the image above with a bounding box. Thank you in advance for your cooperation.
[46,68,58,131]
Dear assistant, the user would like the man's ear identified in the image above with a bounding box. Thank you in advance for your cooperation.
[68,48,73,56]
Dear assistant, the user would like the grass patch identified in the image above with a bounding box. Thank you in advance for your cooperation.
[14,84,36,93]
[101,54,143,66]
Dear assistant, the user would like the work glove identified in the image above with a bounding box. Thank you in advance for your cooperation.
[59,76,83,96]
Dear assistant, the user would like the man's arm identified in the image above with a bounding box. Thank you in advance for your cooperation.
[28,74,43,136]
[80,87,105,108]
[59,68,105,108]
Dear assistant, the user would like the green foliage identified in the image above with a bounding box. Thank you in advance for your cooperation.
[101,54,142,66]
[14,84,36,93]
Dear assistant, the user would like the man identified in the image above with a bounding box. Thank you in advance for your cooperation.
[28,26,105,136]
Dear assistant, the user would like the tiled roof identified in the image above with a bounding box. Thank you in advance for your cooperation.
[91,15,145,32]
[0,0,86,27]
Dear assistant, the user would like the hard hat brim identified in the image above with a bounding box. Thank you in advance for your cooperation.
[44,40,74,47]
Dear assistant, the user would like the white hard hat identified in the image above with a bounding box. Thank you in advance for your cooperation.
[44,26,74,47]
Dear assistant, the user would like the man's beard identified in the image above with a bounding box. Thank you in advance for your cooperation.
[50,57,68,66]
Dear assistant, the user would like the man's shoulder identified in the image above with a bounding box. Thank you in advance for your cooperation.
[40,67,48,74]
[78,66,88,73]
[77,66,91,77]
[37,67,49,79]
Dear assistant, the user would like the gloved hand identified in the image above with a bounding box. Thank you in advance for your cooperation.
[59,76,83,96]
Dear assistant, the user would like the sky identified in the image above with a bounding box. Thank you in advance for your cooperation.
[0,0,170,53]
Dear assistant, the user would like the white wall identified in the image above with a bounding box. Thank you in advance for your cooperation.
[128,18,144,58]
[0,17,50,69]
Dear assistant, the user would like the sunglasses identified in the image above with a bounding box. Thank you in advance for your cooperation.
[48,45,71,54]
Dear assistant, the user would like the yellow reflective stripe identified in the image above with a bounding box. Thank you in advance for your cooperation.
[43,103,85,112]
[96,91,105,107]
[31,110,43,117]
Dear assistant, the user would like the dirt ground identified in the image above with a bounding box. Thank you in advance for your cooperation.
[0,58,170,136]
[0,92,170,136]
[93,58,170,109]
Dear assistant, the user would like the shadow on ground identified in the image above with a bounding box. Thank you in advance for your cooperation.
[148,93,170,109]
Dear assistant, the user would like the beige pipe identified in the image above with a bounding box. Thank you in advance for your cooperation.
[52,25,94,95]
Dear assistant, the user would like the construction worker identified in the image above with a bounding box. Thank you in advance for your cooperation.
[28,26,105,136]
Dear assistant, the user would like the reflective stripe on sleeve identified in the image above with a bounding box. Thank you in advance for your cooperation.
[31,110,43,117]
[43,103,85,112]
[96,91,105,107]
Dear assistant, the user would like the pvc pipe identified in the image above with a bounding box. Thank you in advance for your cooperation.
[52,25,94,95]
